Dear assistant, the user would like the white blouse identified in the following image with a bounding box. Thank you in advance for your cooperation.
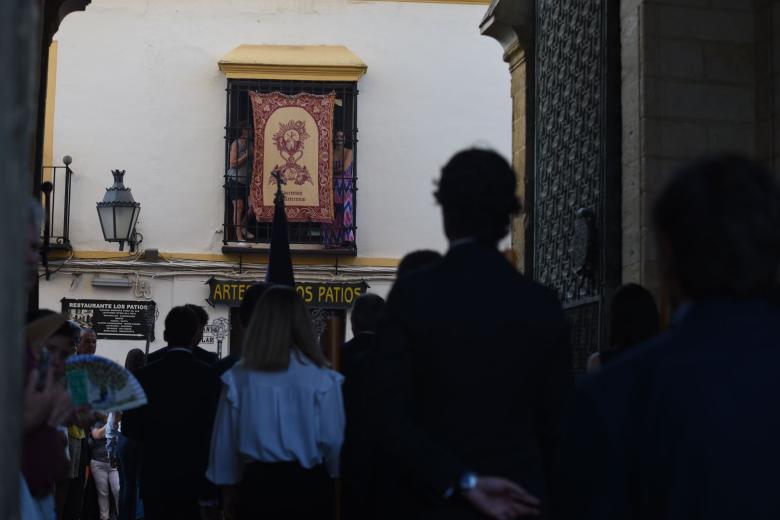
[206,354,345,485]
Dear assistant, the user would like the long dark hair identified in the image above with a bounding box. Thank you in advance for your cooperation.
[609,284,660,350]
[124,348,146,373]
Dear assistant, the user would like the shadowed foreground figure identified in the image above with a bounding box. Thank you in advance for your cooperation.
[123,307,221,520]
[371,149,572,519]
[551,155,780,520]
[396,250,443,279]
[587,284,660,373]
[341,293,386,520]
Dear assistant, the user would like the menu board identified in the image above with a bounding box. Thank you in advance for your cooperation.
[61,299,156,341]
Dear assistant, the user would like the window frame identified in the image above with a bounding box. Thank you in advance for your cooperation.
[222,78,359,256]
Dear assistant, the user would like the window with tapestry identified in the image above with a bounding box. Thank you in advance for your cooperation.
[222,79,358,255]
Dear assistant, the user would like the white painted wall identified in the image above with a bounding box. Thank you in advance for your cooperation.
[42,0,511,363]
[51,0,512,258]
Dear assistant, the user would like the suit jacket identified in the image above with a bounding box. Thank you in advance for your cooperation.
[550,299,780,520]
[122,348,221,501]
[341,333,378,519]
[147,344,218,366]
[371,242,572,519]
[213,354,239,376]
[342,333,375,427]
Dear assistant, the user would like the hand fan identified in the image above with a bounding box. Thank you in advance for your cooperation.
[65,354,147,412]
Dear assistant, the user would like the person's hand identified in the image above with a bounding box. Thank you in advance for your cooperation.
[463,476,541,519]
[23,368,73,431]
[47,384,73,427]
[70,407,100,429]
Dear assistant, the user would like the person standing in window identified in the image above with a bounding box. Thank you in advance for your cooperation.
[207,287,345,520]
[227,121,251,241]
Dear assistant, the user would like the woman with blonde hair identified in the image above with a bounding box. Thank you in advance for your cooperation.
[207,286,345,520]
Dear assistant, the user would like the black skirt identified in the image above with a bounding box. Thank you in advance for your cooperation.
[238,461,335,520]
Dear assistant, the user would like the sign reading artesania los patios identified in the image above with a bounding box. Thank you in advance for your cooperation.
[206,278,368,309]
[61,299,156,341]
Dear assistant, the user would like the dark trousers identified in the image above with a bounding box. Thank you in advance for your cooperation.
[61,437,89,520]
[117,433,143,520]
[238,461,335,520]
[143,498,200,520]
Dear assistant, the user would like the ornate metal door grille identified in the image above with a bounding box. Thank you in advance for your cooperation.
[533,0,621,373]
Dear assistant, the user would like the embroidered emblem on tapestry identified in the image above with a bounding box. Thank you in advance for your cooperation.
[249,91,335,222]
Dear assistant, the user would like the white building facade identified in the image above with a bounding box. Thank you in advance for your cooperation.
[40,0,510,364]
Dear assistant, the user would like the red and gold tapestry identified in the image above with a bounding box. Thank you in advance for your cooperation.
[249,91,335,222]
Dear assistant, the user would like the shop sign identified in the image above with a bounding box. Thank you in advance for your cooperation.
[205,278,369,309]
[61,298,156,341]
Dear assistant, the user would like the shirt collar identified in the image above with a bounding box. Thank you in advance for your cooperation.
[166,346,193,354]
[448,237,477,250]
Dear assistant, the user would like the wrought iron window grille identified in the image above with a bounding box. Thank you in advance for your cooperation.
[222,79,359,256]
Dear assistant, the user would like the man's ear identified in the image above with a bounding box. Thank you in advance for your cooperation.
[163,330,169,343]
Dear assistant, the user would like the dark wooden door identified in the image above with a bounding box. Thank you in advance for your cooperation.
[532,0,622,373]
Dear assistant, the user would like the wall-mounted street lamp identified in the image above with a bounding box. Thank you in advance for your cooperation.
[97,170,141,252]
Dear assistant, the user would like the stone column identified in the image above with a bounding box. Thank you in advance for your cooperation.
[0,0,42,516]
[480,0,534,272]
[622,0,759,313]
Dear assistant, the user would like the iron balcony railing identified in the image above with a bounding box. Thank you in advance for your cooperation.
[41,155,74,249]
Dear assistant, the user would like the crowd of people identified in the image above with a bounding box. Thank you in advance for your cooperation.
[20,149,780,520]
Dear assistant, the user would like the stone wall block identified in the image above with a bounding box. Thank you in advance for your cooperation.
[703,43,754,84]
[706,122,756,155]
[643,157,687,198]
[645,37,704,80]
[653,5,753,44]
[757,78,774,118]
[708,0,756,11]
[643,119,708,159]
[756,118,773,162]
[646,79,755,122]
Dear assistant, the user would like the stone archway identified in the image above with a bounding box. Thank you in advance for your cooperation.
[0,0,91,515]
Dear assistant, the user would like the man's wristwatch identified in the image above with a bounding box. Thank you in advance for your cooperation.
[443,471,480,500]
[458,472,479,494]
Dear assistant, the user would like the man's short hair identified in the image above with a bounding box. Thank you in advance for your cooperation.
[351,293,386,334]
[239,283,269,329]
[397,250,442,279]
[435,149,521,243]
[652,155,780,299]
[164,306,200,347]
[184,304,209,327]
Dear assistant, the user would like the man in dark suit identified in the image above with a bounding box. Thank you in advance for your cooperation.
[146,304,217,366]
[372,149,572,519]
[341,293,386,520]
[550,155,780,520]
[342,293,386,412]
[122,306,221,520]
